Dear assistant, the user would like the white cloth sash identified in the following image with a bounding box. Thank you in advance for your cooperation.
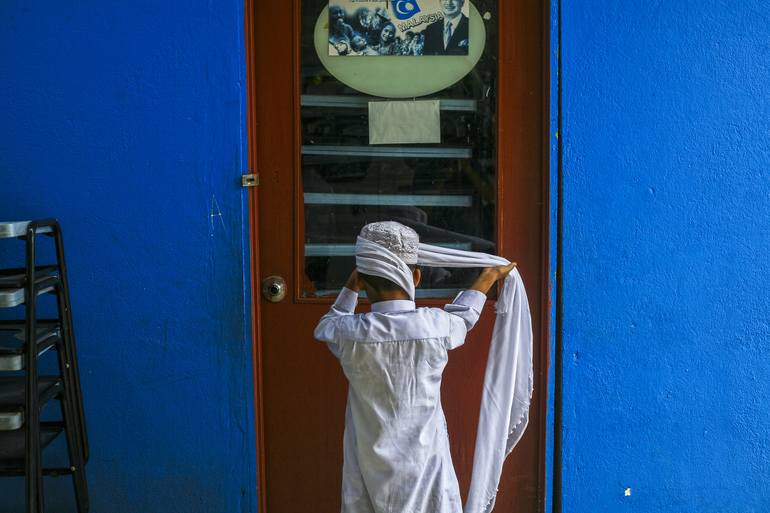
[355,237,534,513]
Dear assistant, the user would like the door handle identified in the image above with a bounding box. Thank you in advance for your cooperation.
[261,275,287,303]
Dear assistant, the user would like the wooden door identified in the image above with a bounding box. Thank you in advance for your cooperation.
[246,1,549,511]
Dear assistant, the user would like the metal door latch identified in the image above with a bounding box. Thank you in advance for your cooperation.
[241,173,259,187]
[262,275,287,302]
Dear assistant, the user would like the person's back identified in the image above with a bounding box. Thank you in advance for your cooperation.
[314,222,513,513]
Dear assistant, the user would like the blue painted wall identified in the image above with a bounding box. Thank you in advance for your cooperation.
[0,2,255,512]
[559,1,770,511]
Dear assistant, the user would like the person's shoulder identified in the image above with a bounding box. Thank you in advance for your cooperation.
[423,18,442,34]
[413,307,466,340]
[329,312,373,340]
[360,308,456,342]
[420,20,442,53]
[415,305,458,322]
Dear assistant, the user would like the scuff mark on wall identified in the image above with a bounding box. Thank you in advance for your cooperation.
[210,193,227,236]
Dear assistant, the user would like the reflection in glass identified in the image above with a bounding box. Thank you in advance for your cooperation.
[300,0,498,298]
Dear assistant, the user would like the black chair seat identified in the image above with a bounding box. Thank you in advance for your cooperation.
[0,422,63,464]
[0,378,63,431]
[0,270,60,309]
[0,327,61,372]
[0,267,58,288]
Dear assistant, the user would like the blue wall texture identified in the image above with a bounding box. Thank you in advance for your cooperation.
[559,1,770,512]
[0,2,255,512]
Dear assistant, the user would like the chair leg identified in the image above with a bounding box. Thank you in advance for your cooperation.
[25,423,44,513]
[57,390,89,513]
[25,370,44,513]
[52,287,89,512]
[53,227,89,463]
[54,285,87,464]
[25,227,45,513]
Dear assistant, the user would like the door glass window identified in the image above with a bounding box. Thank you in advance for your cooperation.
[300,0,498,298]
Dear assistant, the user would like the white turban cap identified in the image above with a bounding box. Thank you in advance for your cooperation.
[358,221,419,265]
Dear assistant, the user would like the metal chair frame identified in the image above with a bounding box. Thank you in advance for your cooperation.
[0,220,89,512]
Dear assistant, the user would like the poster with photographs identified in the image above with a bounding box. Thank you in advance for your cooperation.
[328,0,470,56]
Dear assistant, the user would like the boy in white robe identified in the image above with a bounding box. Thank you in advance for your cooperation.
[314,221,514,513]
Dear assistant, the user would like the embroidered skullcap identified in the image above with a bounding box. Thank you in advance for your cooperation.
[358,221,419,264]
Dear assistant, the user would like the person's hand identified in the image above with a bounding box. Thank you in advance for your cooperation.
[469,262,516,294]
[481,262,517,280]
[344,269,362,292]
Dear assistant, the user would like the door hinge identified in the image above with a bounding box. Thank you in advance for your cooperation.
[241,173,259,187]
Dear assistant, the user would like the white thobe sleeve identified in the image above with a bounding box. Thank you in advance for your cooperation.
[443,289,487,349]
[313,287,358,351]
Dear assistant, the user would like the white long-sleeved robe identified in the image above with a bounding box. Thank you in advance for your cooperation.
[314,287,487,513]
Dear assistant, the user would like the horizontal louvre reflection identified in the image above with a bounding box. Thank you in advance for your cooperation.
[305,242,472,257]
[314,289,462,299]
[301,145,472,159]
[304,193,472,207]
[301,95,478,112]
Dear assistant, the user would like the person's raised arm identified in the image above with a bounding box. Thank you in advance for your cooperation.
[313,270,361,343]
[443,263,517,346]
[468,262,517,295]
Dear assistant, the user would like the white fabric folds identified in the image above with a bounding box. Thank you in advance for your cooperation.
[355,237,534,513]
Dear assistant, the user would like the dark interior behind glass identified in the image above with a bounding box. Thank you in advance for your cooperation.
[300,1,498,298]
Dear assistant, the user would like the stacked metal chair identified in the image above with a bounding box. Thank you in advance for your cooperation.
[0,220,88,512]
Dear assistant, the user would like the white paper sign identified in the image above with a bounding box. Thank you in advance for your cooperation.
[368,100,441,145]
